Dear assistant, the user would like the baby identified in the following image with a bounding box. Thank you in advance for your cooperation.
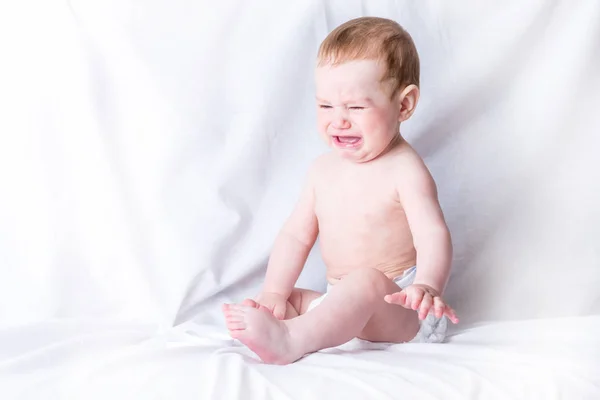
[222,16,458,364]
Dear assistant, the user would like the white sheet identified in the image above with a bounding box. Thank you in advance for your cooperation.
[1,0,599,398]
[1,317,599,399]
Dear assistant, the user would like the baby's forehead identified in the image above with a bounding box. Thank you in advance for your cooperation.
[315,62,392,98]
[316,59,383,75]
[316,60,389,85]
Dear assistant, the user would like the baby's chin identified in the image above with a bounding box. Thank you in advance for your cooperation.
[332,147,380,163]
[325,136,362,160]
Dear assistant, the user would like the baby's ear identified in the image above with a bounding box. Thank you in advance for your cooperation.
[397,84,420,122]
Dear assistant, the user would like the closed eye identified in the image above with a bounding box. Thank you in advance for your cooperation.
[319,104,333,109]
[349,106,365,110]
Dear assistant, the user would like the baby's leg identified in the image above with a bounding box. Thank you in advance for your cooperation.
[222,268,418,364]
[284,288,323,319]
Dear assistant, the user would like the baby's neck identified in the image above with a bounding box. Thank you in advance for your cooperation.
[368,134,406,162]
[386,134,404,151]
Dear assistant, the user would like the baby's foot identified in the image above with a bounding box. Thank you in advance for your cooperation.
[221,300,301,364]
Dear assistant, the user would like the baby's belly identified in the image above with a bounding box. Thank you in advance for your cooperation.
[320,235,417,284]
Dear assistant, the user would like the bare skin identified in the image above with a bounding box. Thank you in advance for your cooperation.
[223,60,458,364]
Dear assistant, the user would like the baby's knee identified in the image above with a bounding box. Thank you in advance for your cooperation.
[345,268,389,298]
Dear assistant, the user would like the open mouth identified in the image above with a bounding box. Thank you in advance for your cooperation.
[333,135,363,148]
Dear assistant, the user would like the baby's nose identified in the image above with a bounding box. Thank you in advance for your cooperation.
[332,115,351,129]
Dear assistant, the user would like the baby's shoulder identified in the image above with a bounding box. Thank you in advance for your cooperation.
[387,144,426,171]
[387,145,434,185]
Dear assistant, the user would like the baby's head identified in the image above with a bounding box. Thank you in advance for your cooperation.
[315,17,420,162]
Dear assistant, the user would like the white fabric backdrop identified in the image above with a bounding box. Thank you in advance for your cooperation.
[1,0,599,398]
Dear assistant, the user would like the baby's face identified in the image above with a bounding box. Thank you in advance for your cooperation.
[315,60,402,163]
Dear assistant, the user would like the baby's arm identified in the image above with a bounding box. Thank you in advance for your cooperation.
[260,164,319,304]
[398,160,452,294]
[388,156,458,323]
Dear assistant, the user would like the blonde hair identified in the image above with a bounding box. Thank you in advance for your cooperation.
[317,17,420,95]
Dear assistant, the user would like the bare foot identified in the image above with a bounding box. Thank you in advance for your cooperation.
[222,299,302,364]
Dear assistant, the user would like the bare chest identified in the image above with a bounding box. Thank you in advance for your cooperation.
[315,179,396,222]
[313,165,406,231]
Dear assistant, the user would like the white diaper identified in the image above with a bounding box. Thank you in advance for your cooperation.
[306,267,448,343]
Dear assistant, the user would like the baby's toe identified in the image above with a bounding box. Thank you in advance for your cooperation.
[226,314,243,322]
[258,304,271,313]
[226,320,246,331]
[232,306,253,320]
[222,303,234,316]
[241,298,259,308]
[223,304,246,319]
[230,329,243,339]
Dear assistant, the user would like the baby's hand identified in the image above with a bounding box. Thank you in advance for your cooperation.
[384,284,459,324]
[254,291,288,320]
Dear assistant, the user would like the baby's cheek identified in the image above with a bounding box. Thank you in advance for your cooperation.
[315,116,327,132]
[361,115,380,135]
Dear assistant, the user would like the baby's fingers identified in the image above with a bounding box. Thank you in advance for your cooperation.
[433,297,445,319]
[410,290,424,311]
[262,303,278,318]
[384,291,410,308]
[273,304,286,320]
[443,306,460,324]
[418,294,432,320]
